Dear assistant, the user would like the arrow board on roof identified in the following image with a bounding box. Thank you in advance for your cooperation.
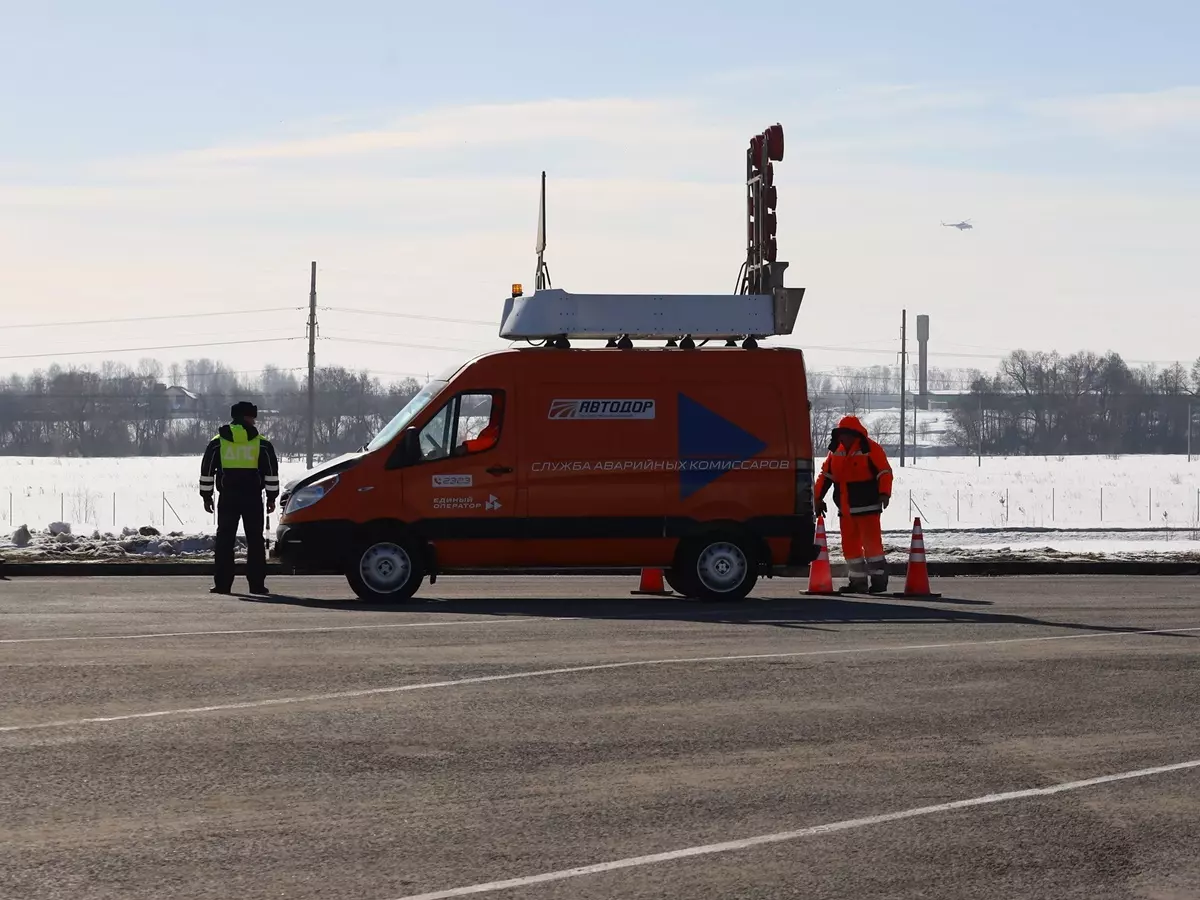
[499,288,804,341]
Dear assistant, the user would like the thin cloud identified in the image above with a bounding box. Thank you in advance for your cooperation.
[167,97,707,165]
[1029,86,1200,138]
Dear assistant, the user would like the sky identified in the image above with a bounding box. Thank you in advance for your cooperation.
[2,0,1198,390]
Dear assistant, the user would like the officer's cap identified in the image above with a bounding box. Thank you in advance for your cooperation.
[231,401,259,419]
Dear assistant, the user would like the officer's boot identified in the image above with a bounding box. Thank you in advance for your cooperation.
[839,579,868,594]
[868,574,889,594]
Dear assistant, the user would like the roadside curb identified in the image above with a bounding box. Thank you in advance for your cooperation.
[2,560,1197,578]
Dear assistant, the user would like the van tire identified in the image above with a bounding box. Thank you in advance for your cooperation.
[678,533,758,602]
[346,535,424,602]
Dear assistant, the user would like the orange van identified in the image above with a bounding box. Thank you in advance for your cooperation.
[276,345,817,601]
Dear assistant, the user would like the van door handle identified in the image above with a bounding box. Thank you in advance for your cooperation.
[486,466,514,476]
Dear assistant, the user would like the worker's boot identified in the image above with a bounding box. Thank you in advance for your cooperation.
[839,580,868,594]
[868,574,889,595]
[247,583,270,596]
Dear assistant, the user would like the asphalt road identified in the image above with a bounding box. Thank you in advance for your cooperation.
[1,575,1198,900]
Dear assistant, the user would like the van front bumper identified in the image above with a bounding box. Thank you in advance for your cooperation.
[273,520,354,573]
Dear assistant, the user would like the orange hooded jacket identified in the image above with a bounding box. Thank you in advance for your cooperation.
[813,415,893,516]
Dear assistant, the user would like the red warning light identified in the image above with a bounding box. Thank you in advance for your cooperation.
[765,123,784,161]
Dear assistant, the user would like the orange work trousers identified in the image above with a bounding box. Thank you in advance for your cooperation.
[839,512,886,582]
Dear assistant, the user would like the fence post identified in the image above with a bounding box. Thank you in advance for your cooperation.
[61,494,64,522]
[1100,487,1103,522]
[1148,487,1152,522]
[1052,487,1055,523]
[113,493,116,528]
[162,493,165,528]
[1005,487,1010,524]
[956,490,960,523]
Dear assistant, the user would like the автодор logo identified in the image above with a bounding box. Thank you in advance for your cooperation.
[549,399,656,420]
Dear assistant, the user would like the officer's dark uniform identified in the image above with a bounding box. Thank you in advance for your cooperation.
[199,402,280,594]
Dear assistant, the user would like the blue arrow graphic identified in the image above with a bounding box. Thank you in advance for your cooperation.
[677,393,768,499]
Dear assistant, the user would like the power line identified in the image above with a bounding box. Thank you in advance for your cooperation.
[2,366,307,382]
[322,336,475,353]
[4,307,301,331]
[322,306,494,326]
[2,326,299,353]
[0,337,300,362]
[321,330,500,350]
[374,370,434,380]
[1,365,426,390]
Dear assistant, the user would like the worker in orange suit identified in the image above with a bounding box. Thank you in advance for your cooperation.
[458,394,505,455]
[813,415,893,594]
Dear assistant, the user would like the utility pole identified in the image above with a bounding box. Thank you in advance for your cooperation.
[912,393,918,464]
[899,309,907,467]
[306,261,317,470]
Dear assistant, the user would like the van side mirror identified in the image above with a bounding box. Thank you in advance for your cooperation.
[385,426,421,470]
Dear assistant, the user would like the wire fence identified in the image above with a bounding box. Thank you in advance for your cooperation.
[882,485,1200,533]
[2,490,266,537]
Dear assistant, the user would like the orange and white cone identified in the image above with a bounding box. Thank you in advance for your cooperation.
[892,517,941,598]
[631,567,673,596]
[805,517,837,595]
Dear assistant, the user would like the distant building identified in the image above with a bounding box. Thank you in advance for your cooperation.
[163,386,203,419]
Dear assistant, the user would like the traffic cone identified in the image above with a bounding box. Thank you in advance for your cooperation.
[631,568,673,596]
[805,517,837,595]
[892,518,941,598]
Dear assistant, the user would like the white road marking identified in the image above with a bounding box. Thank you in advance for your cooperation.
[0,605,788,645]
[386,758,1200,900]
[0,617,571,645]
[2,625,1196,734]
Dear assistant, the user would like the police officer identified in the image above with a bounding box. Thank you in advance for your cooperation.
[199,401,280,595]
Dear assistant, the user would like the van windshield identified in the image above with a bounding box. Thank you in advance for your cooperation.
[366,380,447,453]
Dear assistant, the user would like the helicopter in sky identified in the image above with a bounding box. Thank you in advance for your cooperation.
[942,219,973,231]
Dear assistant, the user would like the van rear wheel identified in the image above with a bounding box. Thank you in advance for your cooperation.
[347,536,424,602]
[680,534,758,602]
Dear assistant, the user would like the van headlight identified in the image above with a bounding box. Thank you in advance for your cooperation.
[285,475,339,514]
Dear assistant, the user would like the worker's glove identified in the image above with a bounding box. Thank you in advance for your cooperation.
[815,500,827,517]
[881,495,890,509]
[266,498,277,514]
[202,494,214,514]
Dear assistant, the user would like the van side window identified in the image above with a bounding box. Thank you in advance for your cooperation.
[454,392,504,456]
[416,391,504,463]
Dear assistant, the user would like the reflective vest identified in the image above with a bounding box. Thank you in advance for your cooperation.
[218,425,261,469]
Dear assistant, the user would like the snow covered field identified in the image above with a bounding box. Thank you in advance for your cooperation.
[2,454,1199,559]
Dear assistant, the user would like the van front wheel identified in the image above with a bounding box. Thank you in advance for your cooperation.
[681,534,758,602]
[347,537,424,602]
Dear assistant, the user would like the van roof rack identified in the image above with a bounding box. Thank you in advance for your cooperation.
[499,284,804,343]
[501,125,804,348]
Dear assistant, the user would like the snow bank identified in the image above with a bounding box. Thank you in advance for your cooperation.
[0,525,237,562]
